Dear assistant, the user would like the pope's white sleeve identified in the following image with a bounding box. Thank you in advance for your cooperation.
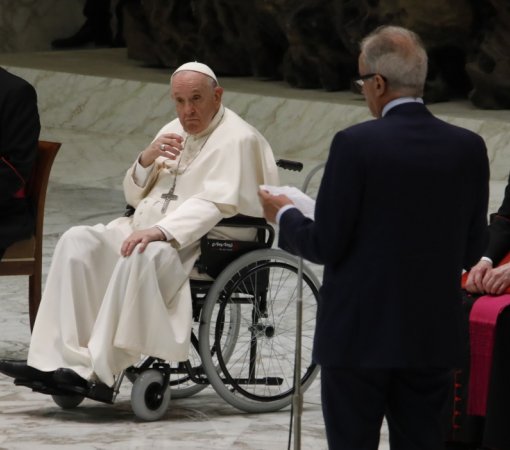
[133,156,154,187]
[156,198,224,248]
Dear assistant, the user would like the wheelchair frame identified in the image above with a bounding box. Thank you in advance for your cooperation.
[51,160,322,421]
[123,217,321,420]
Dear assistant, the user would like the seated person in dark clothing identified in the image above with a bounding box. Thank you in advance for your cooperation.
[0,68,41,259]
[447,175,510,450]
[466,176,510,296]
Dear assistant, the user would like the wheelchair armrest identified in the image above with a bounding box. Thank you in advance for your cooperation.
[123,207,274,247]
[124,204,135,217]
[217,215,267,227]
[276,159,303,172]
[215,215,275,248]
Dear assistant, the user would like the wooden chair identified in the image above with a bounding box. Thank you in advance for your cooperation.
[0,140,61,330]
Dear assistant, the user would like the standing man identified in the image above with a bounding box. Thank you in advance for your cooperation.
[466,173,510,295]
[259,26,489,450]
[0,68,41,259]
[0,62,278,403]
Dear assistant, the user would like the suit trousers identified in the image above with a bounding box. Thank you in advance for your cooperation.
[321,366,453,450]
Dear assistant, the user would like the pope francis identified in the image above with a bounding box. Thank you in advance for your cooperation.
[0,62,279,401]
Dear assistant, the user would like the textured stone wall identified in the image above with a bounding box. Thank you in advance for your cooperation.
[122,0,510,110]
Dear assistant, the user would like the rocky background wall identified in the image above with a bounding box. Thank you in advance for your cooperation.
[0,0,85,52]
[0,0,508,110]
[121,0,510,110]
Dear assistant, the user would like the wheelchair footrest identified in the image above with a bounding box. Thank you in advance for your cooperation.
[15,378,70,396]
[224,377,283,386]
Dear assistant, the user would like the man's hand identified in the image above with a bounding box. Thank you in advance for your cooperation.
[121,227,166,257]
[139,133,184,167]
[481,262,510,295]
[465,259,492,293]
[258,189,294,223]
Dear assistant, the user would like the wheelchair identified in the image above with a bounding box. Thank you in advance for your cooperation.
[50,161,323,421]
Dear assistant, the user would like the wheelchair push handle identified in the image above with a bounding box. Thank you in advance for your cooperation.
[276,159,303,172]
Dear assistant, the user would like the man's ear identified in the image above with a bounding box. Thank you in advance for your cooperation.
[375,74,384,90]
[214,86,224,102]
[374,74,387,98]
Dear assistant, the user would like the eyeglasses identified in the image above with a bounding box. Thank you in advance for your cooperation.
[351,73,387,93]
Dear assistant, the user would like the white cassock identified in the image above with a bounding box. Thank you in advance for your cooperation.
[28,105,279,386]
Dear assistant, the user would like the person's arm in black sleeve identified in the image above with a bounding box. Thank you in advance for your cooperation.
[0,80,41,203]
[485,175,510,264]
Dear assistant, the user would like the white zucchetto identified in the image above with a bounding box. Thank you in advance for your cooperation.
[171,62,218,83]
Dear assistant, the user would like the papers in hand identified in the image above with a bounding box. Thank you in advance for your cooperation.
[260,185,316,220]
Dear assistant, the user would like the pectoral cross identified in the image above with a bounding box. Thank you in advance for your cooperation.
[161,186,178,213]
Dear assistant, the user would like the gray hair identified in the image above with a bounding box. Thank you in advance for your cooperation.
[360,26,428,97]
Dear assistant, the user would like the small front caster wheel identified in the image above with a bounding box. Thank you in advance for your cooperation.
[131,369,171,421]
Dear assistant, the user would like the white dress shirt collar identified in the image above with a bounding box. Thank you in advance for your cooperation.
[382,97,424,117]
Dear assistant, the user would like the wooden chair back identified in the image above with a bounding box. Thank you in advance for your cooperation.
[0,140,61,330]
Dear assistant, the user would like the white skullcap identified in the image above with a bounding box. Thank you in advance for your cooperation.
[171,62,218,83]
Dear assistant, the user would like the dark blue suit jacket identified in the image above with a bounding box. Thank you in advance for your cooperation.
[279,102,489,369]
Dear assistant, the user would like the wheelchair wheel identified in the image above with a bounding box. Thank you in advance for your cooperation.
[131,369,171,421]
[52,393,85,409]
[199,248,320,413]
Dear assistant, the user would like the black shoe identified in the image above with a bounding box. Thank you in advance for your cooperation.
[14,378,72,396]
[0,359,54,383]
[53,368,114,404]
[51,22,112,49]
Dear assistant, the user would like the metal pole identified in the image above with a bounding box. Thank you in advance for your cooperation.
[293,256,304,450]
[291,161,326,449]
[292,163,324,449]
